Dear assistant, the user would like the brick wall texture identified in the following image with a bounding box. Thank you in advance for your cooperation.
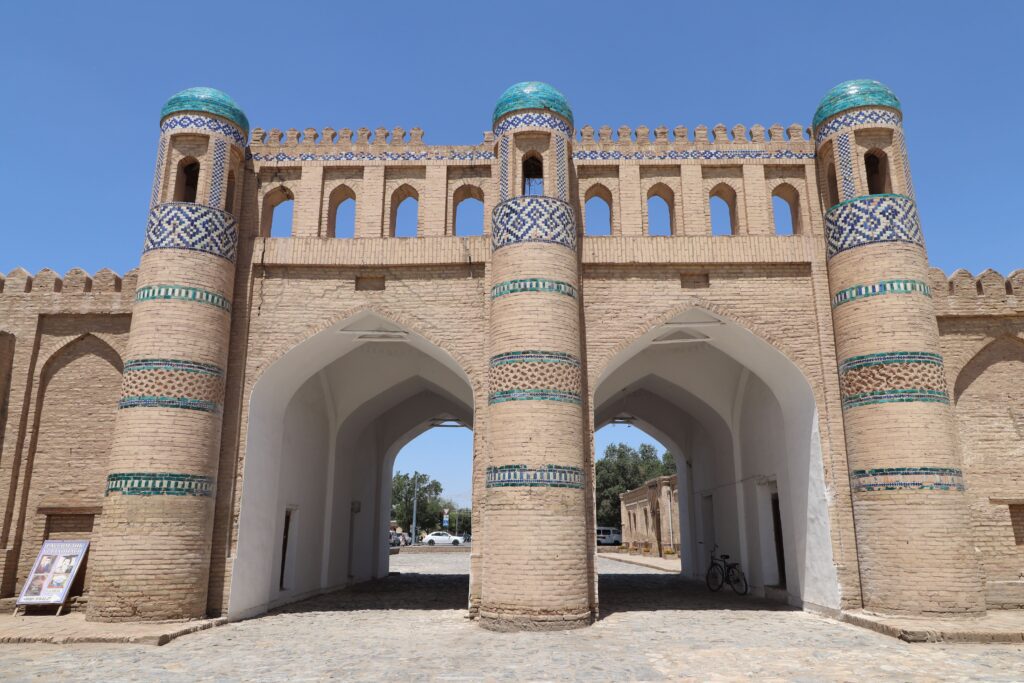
[0,97,1021,626]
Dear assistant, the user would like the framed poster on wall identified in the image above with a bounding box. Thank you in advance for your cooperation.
[17,540,89,607]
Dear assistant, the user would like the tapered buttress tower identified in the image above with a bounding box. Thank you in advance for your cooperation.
[479,83,594,629]
[88,88,246,620]
[815,81,984,614]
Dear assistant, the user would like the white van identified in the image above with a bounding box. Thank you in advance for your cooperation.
[596,527,622,546]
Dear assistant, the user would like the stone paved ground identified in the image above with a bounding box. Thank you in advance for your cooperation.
[1,552,1022,681]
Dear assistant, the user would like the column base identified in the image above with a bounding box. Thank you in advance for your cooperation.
[478,608,593,632]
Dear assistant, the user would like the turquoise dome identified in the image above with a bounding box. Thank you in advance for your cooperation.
[160,87,249,133]
[493,81,573,126]
[813,79,901,128]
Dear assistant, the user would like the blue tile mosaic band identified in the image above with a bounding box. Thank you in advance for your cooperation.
[490,278,577,300]
[499,135,510,202]
[825,194,923,258]
[850,467,964,493]
[573,149,815,161]
[492,196,577,251]
[485,464,584,489]
[839,351,949,409]
[150,135,168,210]
[493,82,573,126]
[836,132,856,201]
[248,150,496,163]
[814,108,902,145]
[493,111,573,137]
[831,279,931,308]
[119,358,225,413]
[161,114,247,147]
[209,138,228,210]
[489,351,582,405]
[135,284,231,312]
[144,202,238,262]
[813,80,901,129]
[555,136,568,201]
[106,472,215,497]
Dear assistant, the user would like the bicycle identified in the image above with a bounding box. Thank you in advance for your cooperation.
[705,544,749,595]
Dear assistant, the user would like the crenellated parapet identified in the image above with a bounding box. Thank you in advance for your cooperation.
[929,267,1024,316]
[1,267,136,298]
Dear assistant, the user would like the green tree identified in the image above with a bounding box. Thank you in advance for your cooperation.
[391,470,443,535]
[594,442,675,528]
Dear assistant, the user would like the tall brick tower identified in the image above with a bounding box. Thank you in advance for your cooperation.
[479,83,593,630]
[88,88,247,620]
[815,80,984,614]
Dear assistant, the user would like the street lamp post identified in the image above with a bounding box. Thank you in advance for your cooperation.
[411,472,419,545]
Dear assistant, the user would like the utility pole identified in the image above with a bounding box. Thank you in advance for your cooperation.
[454,507,459,537]
[411,472,419,545]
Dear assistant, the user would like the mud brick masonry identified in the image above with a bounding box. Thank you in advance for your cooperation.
[0,81,1022,629]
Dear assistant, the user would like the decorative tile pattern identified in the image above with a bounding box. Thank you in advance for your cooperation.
[106,472,215,497]
[209,139,228,210]
[573,149,815,161]
[850,467,964,493]
[492,196,577,251]
[493,111,573,137]
[499,135,510,202]
[831,279,931,308]
[813,80,901,129]
[839,352,949,409]
[119,358,225,413]
[486,464,584,489]
[814,108,902,145]
[489,351,582,405]
[149,135,168,210]
[135,284,231,312]
[836,132,856,201]
[144,202,238,262]
[894,127,916,200]
[825,194,923,258]
[490,278,577,300]
[161,114,247,147]
[247,150,495,162]
[555,135,567,201]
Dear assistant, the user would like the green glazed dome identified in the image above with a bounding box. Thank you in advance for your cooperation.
[493,81,573,126]
[813,79,901,128]
[160,87,249,133]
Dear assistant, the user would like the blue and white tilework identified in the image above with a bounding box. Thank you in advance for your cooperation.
[106,472,215,497]
[493,111,573,137]
[486,464,584,489]
[850,467,964,493]
[247,150,496,163]
[894,127,915,200]
[161,114,247,147]
[831,279,931,308]
[135,284,231,312]
[500,135,510,202]
[490,278,577,299]
[555,135,567,201]
[836,132,856,201]
[573,149,815,161]
[492,196,577,251]
[814,108,902,146]
[150,135,168,210]
[825,194,923,258]
[209,139,227,210]
[144,203,239,262]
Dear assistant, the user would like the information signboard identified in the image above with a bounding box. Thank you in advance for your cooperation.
[17,540,89,606]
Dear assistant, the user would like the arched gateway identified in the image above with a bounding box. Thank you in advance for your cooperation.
[2,80,1020,629]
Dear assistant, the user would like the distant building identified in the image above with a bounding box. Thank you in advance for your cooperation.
[621,475,680,558]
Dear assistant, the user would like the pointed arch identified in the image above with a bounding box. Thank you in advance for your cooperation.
[954,336,1024,404]
[584,183,613,236]
[327,184,357,238]
[646,183,675,236]
[709,183,738,236]
[173,157,200,203]
[452,184,485,236]
[390,184,420,237]
[864,148,892,195]
[771,182,801,235]
[261,186,295,237]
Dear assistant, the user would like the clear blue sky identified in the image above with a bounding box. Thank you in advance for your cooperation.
[4,1,1021,502]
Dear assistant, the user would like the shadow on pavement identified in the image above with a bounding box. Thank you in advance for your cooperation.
[597,573,794,618]
[271,572,470,614]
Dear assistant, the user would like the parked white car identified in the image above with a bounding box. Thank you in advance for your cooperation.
[596,527,622,545]
[422,531,465,546]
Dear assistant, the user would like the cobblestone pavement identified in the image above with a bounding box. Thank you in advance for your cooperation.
[1,552,1022,681]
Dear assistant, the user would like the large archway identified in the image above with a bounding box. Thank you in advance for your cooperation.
[593,306,841,611]
[229,310,474,619]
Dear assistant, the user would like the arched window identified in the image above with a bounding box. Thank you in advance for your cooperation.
[224,170,237,214]
[452,185,484,236]
[646,184,675,236]
[771,183,801,235]
[825,164,840,208]
[709,184,737,236]
[522,153,544,196]
[327,185,356,238]
[584,185,612,236]
[260,186,294,237]
[864,149,891,195]
[391,185,419,238]
[173,158,200,203]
